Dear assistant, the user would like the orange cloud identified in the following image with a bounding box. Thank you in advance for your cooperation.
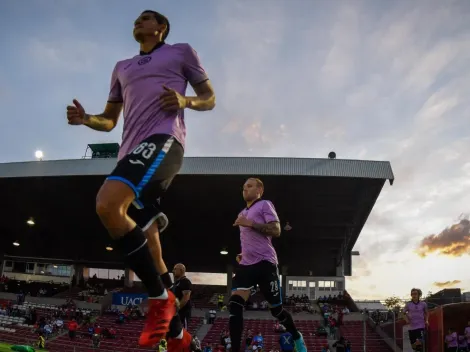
[433,280,461,288]
[417,217,470,257]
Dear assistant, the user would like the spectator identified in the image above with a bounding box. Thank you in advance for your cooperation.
[68,319,78,340]
[245,329,253,347]
[208,309,216,324]
[445,328,458,352]
[92,333,101,349]
[457,335,467,351]
[332,336,346,352]
[465,321,470,347]
[253,332,264,350]
[37,333,45,349]
[218,294,224,310]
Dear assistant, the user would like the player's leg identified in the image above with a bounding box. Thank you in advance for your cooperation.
[408,329,418,351]
[128,204,198,352]
[228,266,254,352]
[99,134,182,346]
[257,261,307,352]
[128,203,173,288]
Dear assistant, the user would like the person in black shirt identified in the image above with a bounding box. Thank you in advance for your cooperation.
[332,336,347,352]
[172,263,192,329]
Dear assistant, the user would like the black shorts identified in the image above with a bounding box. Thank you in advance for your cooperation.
[232,260,282,307]
[409,328,424,344]
[107,134,183,227]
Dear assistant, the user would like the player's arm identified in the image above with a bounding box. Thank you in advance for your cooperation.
[252,221,281,238]
[179,280,192,309]
[84,102,122,132]
[182,44,216,111]
[403,305,410,323]
[252,201,281,237]
[185,80,216,111]
[180,290,191,308]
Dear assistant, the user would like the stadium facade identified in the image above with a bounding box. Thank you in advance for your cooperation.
[0,156,394,298]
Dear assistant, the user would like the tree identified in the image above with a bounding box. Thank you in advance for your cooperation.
[384,295,402,309]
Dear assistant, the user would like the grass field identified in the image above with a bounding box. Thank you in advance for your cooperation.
[0,343,13,351]
[0,342,48,351]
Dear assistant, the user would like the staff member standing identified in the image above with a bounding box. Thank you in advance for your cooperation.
[172,264,192,329]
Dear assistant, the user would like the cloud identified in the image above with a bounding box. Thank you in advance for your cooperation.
[2,0,470,299]
[417,217,470,257]
[28,39,100,73]
[433,280,461,288]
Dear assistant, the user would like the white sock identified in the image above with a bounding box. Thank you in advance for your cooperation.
[150,289,168,300]
[176,330,184,339]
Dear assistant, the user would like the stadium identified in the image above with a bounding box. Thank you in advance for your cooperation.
[0,147,468,352]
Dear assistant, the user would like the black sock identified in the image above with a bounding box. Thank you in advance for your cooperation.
[118,226,165,297]
[272,307,301,340]
[167,315,183,339]
[161,271,173,289]
[229,295,245,352]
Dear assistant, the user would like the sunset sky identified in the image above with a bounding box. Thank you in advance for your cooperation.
[0,0,469,300]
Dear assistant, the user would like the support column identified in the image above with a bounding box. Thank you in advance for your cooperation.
[336,259,344,276]
[226,265,233,301]
[0,256,4,277]
[125,268,135,287]
[72,264,84,287]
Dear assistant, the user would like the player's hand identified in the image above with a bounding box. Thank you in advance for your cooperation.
[236,254,242,263]
[160,85,188,111]
[66,99,87,125]
[233,215,253,228]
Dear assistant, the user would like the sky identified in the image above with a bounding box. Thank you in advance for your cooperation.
[0,0,469,300]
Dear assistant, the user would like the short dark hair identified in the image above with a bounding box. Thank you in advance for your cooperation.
[142,10,170,41]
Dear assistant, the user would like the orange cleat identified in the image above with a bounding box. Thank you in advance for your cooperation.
[138,291,177,347]
[167,329,193,352]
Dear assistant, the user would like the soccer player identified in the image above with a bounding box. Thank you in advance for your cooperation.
[66,10,215,347]
[229,178,307,352]
[404,288,428,351]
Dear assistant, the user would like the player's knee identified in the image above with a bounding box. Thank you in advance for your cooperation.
[96,181,133,222]
[271,305,292,324]
[270,305,284,318]
[228,294,245,317]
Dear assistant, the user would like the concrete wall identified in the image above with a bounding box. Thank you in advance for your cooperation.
[0,292,101,311]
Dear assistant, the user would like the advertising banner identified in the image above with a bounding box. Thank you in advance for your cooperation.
[112,293,148,306]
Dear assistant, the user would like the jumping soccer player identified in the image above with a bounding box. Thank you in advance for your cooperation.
[404,288,428,351]
[66,10,215,347]
[229,178,307,352]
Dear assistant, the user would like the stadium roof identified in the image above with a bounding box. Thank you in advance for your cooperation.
[0,157,394,276]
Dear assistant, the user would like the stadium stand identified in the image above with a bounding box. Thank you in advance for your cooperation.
[202,317,328,352]
[340,321,392,352]
[46,316,203,351]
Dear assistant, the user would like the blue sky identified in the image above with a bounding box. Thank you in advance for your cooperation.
[1,0,469,299]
